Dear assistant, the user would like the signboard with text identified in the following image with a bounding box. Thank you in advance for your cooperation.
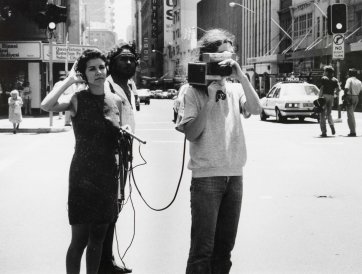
[151,0,158,38]
[42,44,98,62]
[0,41,41,60]
[332,34,345,60]
[164,0,173,47]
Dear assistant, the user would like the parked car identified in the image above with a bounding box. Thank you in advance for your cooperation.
[137,89,151,104]
[167,89,177,99]
[160,91,169,99]
[153,89,163,99]
[260,80,320,122]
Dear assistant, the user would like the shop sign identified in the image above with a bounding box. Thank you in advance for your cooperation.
[42,44,98,62]
[0,41,41,60]
[164,0,173,47]
[151,0,158,38]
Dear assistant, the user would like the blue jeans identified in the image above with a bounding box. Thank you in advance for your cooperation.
[186,176,243,274]
[319,94,335,134]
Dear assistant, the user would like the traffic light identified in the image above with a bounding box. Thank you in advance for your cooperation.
[0,5,14,21]
[327,4,347,35]
[36,3,67,29]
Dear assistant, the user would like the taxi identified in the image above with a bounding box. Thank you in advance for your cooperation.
[260,79,320,122]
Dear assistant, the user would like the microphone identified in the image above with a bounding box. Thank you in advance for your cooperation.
[120,128,147,144]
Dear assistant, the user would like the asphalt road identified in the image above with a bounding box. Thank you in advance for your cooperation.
[1,99,362,274]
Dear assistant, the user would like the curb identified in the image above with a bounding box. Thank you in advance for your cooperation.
[0,127,72,134]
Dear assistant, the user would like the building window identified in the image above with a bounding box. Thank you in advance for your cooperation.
[294,17,299,37]
[299,14,306,36]
[322,16,326,36]
[317,16,320,37]
[307,13,312,30]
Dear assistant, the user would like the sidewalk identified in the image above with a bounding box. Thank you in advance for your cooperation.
[0,114,71,133]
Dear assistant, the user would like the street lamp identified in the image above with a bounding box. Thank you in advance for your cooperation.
[191,26,207,32]
[229,2,255,14]
[152,49,163,55]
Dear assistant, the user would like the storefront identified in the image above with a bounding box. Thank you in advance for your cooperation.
[0,41,97,115]
[0,41,42,115]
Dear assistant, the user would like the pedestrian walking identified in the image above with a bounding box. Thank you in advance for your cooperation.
[176,28,262,273]
[344,68,362,137]
[21,81,32,115]
[8,89,23,134]
[318,66,340,137]
[41,49,123,274]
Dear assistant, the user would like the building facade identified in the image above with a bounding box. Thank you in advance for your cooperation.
[0,0,98,115]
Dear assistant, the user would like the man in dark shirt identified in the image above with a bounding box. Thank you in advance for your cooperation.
[318,66,340,137]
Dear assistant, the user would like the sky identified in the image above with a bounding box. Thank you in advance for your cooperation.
[114,0,133,41]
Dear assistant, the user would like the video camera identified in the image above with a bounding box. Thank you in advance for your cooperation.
[188,52,236,86]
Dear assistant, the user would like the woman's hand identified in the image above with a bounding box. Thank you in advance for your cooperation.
[67,61,86,84]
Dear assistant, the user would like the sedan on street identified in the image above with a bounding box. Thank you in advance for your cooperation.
[260,80,320,122]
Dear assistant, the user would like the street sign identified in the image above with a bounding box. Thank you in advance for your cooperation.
[332,34,344,60]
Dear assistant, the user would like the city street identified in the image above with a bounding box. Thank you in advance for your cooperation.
[1,99,362,274]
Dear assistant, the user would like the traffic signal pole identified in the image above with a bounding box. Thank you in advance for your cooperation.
[49,34,54,127]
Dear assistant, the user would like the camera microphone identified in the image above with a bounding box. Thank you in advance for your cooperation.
[120,128,147,144]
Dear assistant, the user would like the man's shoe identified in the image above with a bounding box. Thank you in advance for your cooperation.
[320,133,327,138]
[347,133,357,137]
[330,125,335,135]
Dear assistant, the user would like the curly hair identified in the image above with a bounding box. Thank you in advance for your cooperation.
[75,49,107,81]
[197,28,235,61]
[107,41,140,74]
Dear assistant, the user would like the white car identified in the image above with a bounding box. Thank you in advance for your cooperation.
[137,89,151,104]
[260,80,320,122]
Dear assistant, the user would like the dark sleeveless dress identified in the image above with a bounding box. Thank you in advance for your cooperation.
[68,90,120,225]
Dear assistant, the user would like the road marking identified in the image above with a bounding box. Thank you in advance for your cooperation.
[303,142,344,145]
[137,128,177,131]
[150,140,184,143]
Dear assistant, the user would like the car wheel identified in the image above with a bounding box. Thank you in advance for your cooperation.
[275,109,285,123]
[260,110,268,121]
[298,117,305,122]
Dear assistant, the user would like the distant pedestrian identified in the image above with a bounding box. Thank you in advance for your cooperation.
[318,66,340,137]
[344,68,362,137]
[8,89,23,134]
[22,81,32,115]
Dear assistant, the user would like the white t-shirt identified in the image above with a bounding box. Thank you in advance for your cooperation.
[105,76,136,133]
[345,77,362,96]
[176,82,250,178]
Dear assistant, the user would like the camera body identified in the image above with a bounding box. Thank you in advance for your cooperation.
[188,52,236,86]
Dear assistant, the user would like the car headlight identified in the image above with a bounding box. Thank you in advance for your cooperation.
[285,103,299,108]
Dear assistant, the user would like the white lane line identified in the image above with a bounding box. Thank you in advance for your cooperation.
[303,142,344,145]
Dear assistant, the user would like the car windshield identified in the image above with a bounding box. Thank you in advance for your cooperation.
[280,84,319,97]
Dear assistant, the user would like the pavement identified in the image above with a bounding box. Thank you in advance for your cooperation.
[0,113,71,133]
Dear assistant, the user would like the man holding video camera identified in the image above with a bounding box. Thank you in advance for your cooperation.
[176,28,262,273]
